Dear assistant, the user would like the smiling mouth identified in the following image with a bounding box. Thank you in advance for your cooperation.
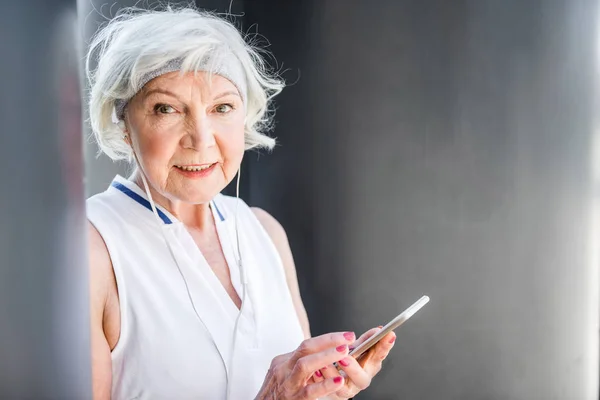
[174,163,216,172]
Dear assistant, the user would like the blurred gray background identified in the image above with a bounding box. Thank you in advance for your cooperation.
[1,0,90,398]
[2,0,599,398]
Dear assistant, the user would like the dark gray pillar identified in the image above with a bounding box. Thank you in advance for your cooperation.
[0,1,91,398]
[244,1,599,398]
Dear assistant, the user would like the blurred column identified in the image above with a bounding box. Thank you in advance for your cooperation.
[0,0,91,398]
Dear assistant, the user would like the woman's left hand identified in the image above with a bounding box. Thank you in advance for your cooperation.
[310,326,396,399]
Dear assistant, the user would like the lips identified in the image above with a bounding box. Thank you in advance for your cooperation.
[174,163,216,172]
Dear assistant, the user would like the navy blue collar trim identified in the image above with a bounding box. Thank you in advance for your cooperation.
[112,181,227,223]
[111,182,172,224]
[213,201,225,222]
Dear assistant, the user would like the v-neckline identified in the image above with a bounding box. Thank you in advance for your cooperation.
[111,176,262,371]
[174,199,254,323]
[206,201,243,313]
[111,175,251,320]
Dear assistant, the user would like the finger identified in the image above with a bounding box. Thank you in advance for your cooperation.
[311,367,325,383]
[331,327,382,378]
[291,331,355,363]
[312,360,327,382]
[361,331,396,375]
[289,343,351,383]
[301,376,345,400]
[320,362,341,380]
[351,326,382,350]
[368,331,395,363]
[348,326,383,358]
[336,356,372,391]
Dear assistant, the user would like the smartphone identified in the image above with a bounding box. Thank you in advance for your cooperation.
[348,295,430,360]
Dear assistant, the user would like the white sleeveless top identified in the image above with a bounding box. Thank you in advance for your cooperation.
[87,175,305,400]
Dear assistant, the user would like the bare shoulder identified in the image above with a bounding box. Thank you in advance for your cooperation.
[88,221,110,265]
[88,221,114,297]
[251,207,287,242]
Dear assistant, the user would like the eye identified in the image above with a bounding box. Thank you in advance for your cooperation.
[154,104,176,114]
[215,104,234,114]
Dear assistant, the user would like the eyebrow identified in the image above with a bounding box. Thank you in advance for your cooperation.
[143,88,180,99]
[213,90,241,100]
[142,88,240,101]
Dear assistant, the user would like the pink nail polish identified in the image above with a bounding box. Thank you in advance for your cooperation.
[339,358,351,367]
[336,345,347,353]
[343,332,355,341]
[315,370,322,378]
[333,376,343,384]
[389,336,396,344]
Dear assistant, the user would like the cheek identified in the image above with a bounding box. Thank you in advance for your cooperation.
[218,124,246,166]
[131,127,179,180]
[138,135,176,166]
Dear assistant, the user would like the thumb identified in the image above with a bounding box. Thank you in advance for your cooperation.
[350,326,382,352]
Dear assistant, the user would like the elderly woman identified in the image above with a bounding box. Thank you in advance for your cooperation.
[86,6,396,400]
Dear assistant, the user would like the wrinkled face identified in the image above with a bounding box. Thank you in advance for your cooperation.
[124,71,245,204]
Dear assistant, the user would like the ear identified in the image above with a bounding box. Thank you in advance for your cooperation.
[117,120,131,145]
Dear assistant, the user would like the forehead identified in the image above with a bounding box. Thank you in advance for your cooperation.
[141,71,239,95]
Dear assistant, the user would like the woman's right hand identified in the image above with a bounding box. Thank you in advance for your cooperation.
[255,331,356,400]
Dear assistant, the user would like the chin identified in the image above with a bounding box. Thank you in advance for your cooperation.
[177,187,223,204]
[167,175,225,202]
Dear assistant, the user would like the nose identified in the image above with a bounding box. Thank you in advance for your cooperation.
[181,113,216,150]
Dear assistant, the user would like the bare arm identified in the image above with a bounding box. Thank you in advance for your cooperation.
[251,207,312,339]
[88,222,114,400]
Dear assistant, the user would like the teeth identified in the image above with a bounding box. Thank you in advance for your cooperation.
[177,164,213,172]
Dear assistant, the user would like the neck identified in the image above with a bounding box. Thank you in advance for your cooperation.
[131,171,213,231]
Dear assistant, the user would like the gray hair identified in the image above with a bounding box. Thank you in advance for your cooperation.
[85,6,283,161]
